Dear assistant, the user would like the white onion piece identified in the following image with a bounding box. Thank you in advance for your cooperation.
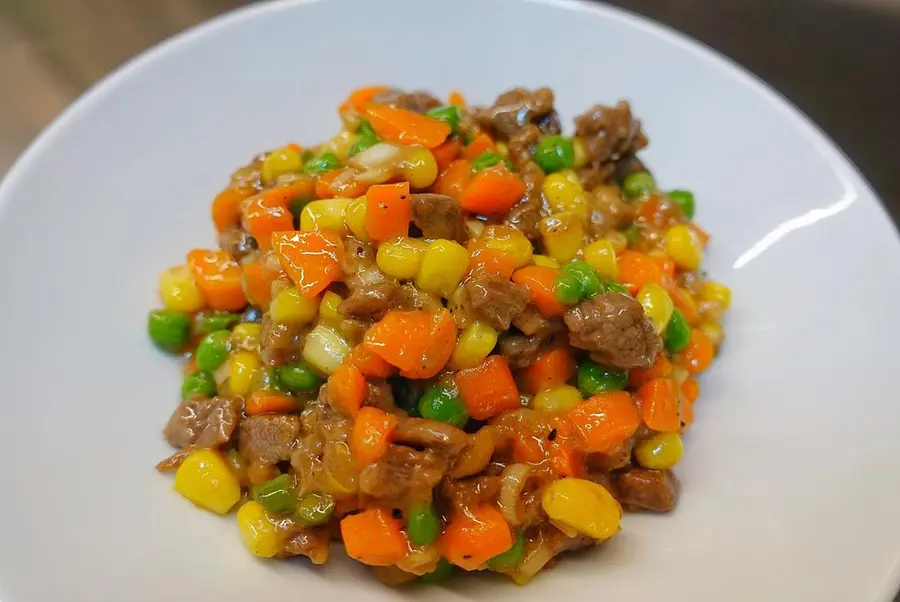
[499,463,532,527]
[514,539,555,583]
[350,143,403,183]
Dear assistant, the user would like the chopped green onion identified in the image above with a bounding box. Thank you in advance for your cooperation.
[252,474,296,514]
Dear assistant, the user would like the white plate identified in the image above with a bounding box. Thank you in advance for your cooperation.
[1,0,899,600]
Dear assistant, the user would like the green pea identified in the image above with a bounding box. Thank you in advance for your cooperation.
[622,224,641,247]
[668,189,695,219]
[277,361,323,392]
[555,272,584,305]
[196,310,240,334]
[556,261,603,305]
[426,105,461,133]
[302,152,341,174]
[195,330,232,372]
[349,121,380,157]
[419,558,455,584]
[418,387,468,428]
[295,492,335,526]
[391,377,422,417]
[603,282,630,296]
[577,361,628,395]
[181,371,217,400]
[252,474,296,514]
[407,503,441,546]
[471,151,504,172]
[664,308,691,354]
[148,309,191,353]
[622,171,657,200]
[533,135,575,173]
[488,531,525,569]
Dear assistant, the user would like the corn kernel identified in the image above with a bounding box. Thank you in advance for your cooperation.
[637,283,674,333]
[345,196,369,241]
[262,146,302,185]
[532,254,560,269]
[634,432,684,470]
[604,231,628,253]
[663,224,703,271]
[319,291,344,324]
[495,141,509,158]
[302,324,351,375]
[479,225,532,268]
[174,450,241,514]
[159,265,206,313]
[540,212,584,264]
[451,322,498,369]
[237,500,280,558]
[416,240,470,298]
[399,147,438,189]
[318,129,356,161]
[232,323,263,350]
[229,351,260,396]
[300,198,351,232]
[376,238,428,281]
[583,240,618,280]
[533,385,583,411]
[572,137,589,169]
[269,287,319,326]
[542,478,621,541]
[698,319,724,348]
[543,173,586,216]
[701,281,732,312]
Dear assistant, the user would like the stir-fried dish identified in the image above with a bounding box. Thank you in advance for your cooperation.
[148,86,730,585]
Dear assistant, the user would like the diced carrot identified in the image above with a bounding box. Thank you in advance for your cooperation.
[651,253,676,278]
[433,159,472,200]
[271,230,343,298]
[243,194,294,251]
[328,363,367,417]
[246,391,302,415]
[566,391,641,453]
[681,329,714,373]
[459,165,525,215]
[616,250,665,295]
[455,355,521,420]
[681,398,695,431]
[636,377,680,432]
[512,266,567,318]
[547,437,586,478]
[669,286,701,326]
[512,432,546,464]
[462,133,496,160]
[441,504,513,571]
[366,182,411,241]
[524,346,576,393]
[187,249,247,311]
[286,142,302,154]
[212,187,253,232]
[689,222,711,246]
[315,168,368,199]
[351,406,398,466]
[348,345,395,378]
[681,375,700,404]
[339,85,389,115]
[242,260,278,307]
[340,508,409,566]
[431,138,463,171]
[364,309,456,379]
[448,91,466,108]
[263,177,316,209]
[638,195,661,221]
[363,103,451,148]
[628,353,673,388]
[468,248,517,280]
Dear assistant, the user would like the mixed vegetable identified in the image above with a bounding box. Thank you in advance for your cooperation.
[150,86,730,585]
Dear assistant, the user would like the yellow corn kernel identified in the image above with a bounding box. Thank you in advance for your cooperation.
[269,287,319,326]
[560,168,582,187]
[158,266,206,313]
[300,198,351,232]
[542,173,586,216]
[232,323,263,350]
[532,254,559,269]
[572,137,589,169]
[479,225,533,268]
[583,240,619,281]
[237,500,280,558]
[230,351,261,396]
[416,240,470,298]
[663,224,703,271]
[701,281,732,312]
[319,129,356,161]
[634,432,684,470]
[604,231,628,253]
[542,478,621,541]
[302,324,351,375]
[699,319,724,348]
[345,196,369,241]
[533,385,583,411]
[540,212,584,264]
[262,146,302,185]
[637,283,674,333]
[399,147,438,189]
[319,291,344,324]
[174,450,241,515]
[451,322,498,369]
[376,238,428,280]
[495,141,509,158]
